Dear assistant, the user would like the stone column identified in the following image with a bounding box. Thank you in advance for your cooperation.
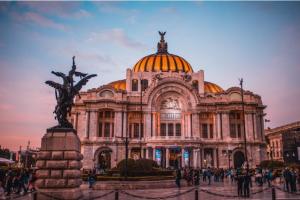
[85,111,90,139]
[181,147,185,168]
[89,111,98,139]
[153,147,156,161]
[166,148,170,168]
[146,148,149,159]
[36,128,83,200]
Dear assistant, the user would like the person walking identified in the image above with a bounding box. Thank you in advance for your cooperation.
[175,169,182,188]
[194,170,200,186]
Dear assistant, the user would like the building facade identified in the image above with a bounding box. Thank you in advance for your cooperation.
[265,121,300,163]
[71,33,267,170]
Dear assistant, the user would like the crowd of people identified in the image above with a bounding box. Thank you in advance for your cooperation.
[0,168,36,198]
[174,166,300,198]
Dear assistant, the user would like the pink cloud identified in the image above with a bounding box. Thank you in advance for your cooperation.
[88,28,147,50]
[11,11,66,31]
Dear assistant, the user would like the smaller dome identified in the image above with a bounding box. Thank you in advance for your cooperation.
[204,81,223,93]
[108,79,126,91]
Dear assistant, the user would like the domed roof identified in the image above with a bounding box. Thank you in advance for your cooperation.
[133,32,193,73]
[108,79,126,91]
[108,79,223,93]
[204,81,223,93]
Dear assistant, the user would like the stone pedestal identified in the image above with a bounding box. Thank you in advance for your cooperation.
[35,128,83,200]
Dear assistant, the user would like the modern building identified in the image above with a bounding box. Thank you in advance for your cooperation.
[265,121,300,163]
[71,32,267,170]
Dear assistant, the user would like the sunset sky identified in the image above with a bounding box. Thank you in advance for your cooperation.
[0,1,300,151]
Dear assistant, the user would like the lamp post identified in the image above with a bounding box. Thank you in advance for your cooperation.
[224,149,233,169]
[239,78,249,172]
[139,75,143,159]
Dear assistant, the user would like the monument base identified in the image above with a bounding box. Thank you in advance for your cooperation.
[36,188,82,200]
[35,129,83,200]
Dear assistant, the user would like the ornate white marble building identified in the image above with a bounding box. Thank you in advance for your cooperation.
[71,32,267,170]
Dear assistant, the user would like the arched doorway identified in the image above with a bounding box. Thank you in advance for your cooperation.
[233,151,245,169]
[96,148,112,172]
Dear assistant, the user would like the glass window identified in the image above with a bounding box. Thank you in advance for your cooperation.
[141,123,144,138]
[111,123,114,138]
[176,123,181,136]
[134,123,139,138]
[202,124,208,138]
[168,123,174,136]
[209,124,213,138]
[98,123,102,137]
[230,124,236,138]
[105,111,111,118]
[104,123,110,137]
[141,79,148,91]
[237,124,242,138]
[132,79,138,91]
[192,80,198,90]
[161,123,166,136]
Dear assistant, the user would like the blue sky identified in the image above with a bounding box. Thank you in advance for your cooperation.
[0,1,300,150]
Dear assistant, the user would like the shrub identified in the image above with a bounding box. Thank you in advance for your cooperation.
[260,160,284,169]
[116,158,170,177]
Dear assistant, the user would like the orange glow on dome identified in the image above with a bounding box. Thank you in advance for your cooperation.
[133,53,193,73]
[204,81,223,93]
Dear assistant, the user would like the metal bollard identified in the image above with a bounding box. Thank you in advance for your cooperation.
[115,190,119,200]
[32,191,37,200]
[195,189,199,200]
[272,187,276,200]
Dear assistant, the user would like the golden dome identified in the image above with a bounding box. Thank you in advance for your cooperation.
[133,32,193,73]
[108,79,126,91]
[108,79,223,94]
[204,81,223,93]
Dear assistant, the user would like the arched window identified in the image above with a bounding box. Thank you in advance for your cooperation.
[132,79,138,91]
[141,79,148,91]
[192,80,198,90]
[98,110,114,138]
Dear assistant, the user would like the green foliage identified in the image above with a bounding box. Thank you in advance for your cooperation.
[260,160,284,168]
[115,158,169,177]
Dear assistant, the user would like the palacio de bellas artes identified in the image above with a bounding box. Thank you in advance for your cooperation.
[2,1,300,200]
[72,32,267,171]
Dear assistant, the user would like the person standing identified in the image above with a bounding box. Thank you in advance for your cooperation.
[0,181,5,200]
[237,170,244,197]
[207,167,212,185]
[194,170,200,186]
[243,172,251,198]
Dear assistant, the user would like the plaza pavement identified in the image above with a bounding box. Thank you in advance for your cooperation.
[7,179,300,200]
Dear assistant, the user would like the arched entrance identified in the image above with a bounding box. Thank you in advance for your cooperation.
[233,151,245,169]
[95,147,112,172]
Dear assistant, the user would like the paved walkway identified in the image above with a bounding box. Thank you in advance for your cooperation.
[5,179,300,200]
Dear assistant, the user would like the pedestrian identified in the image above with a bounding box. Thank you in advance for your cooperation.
[207,167,212,185]
[243,172,251,198]
[267,169,273,187]
[237,170,244,197]
[0,181,5,200]
[283,168,292,192]
[87,171,95,189]
[5,170,13,196]
[175,169,182,188]
[17,170,28,194]
[194,170,200,186]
